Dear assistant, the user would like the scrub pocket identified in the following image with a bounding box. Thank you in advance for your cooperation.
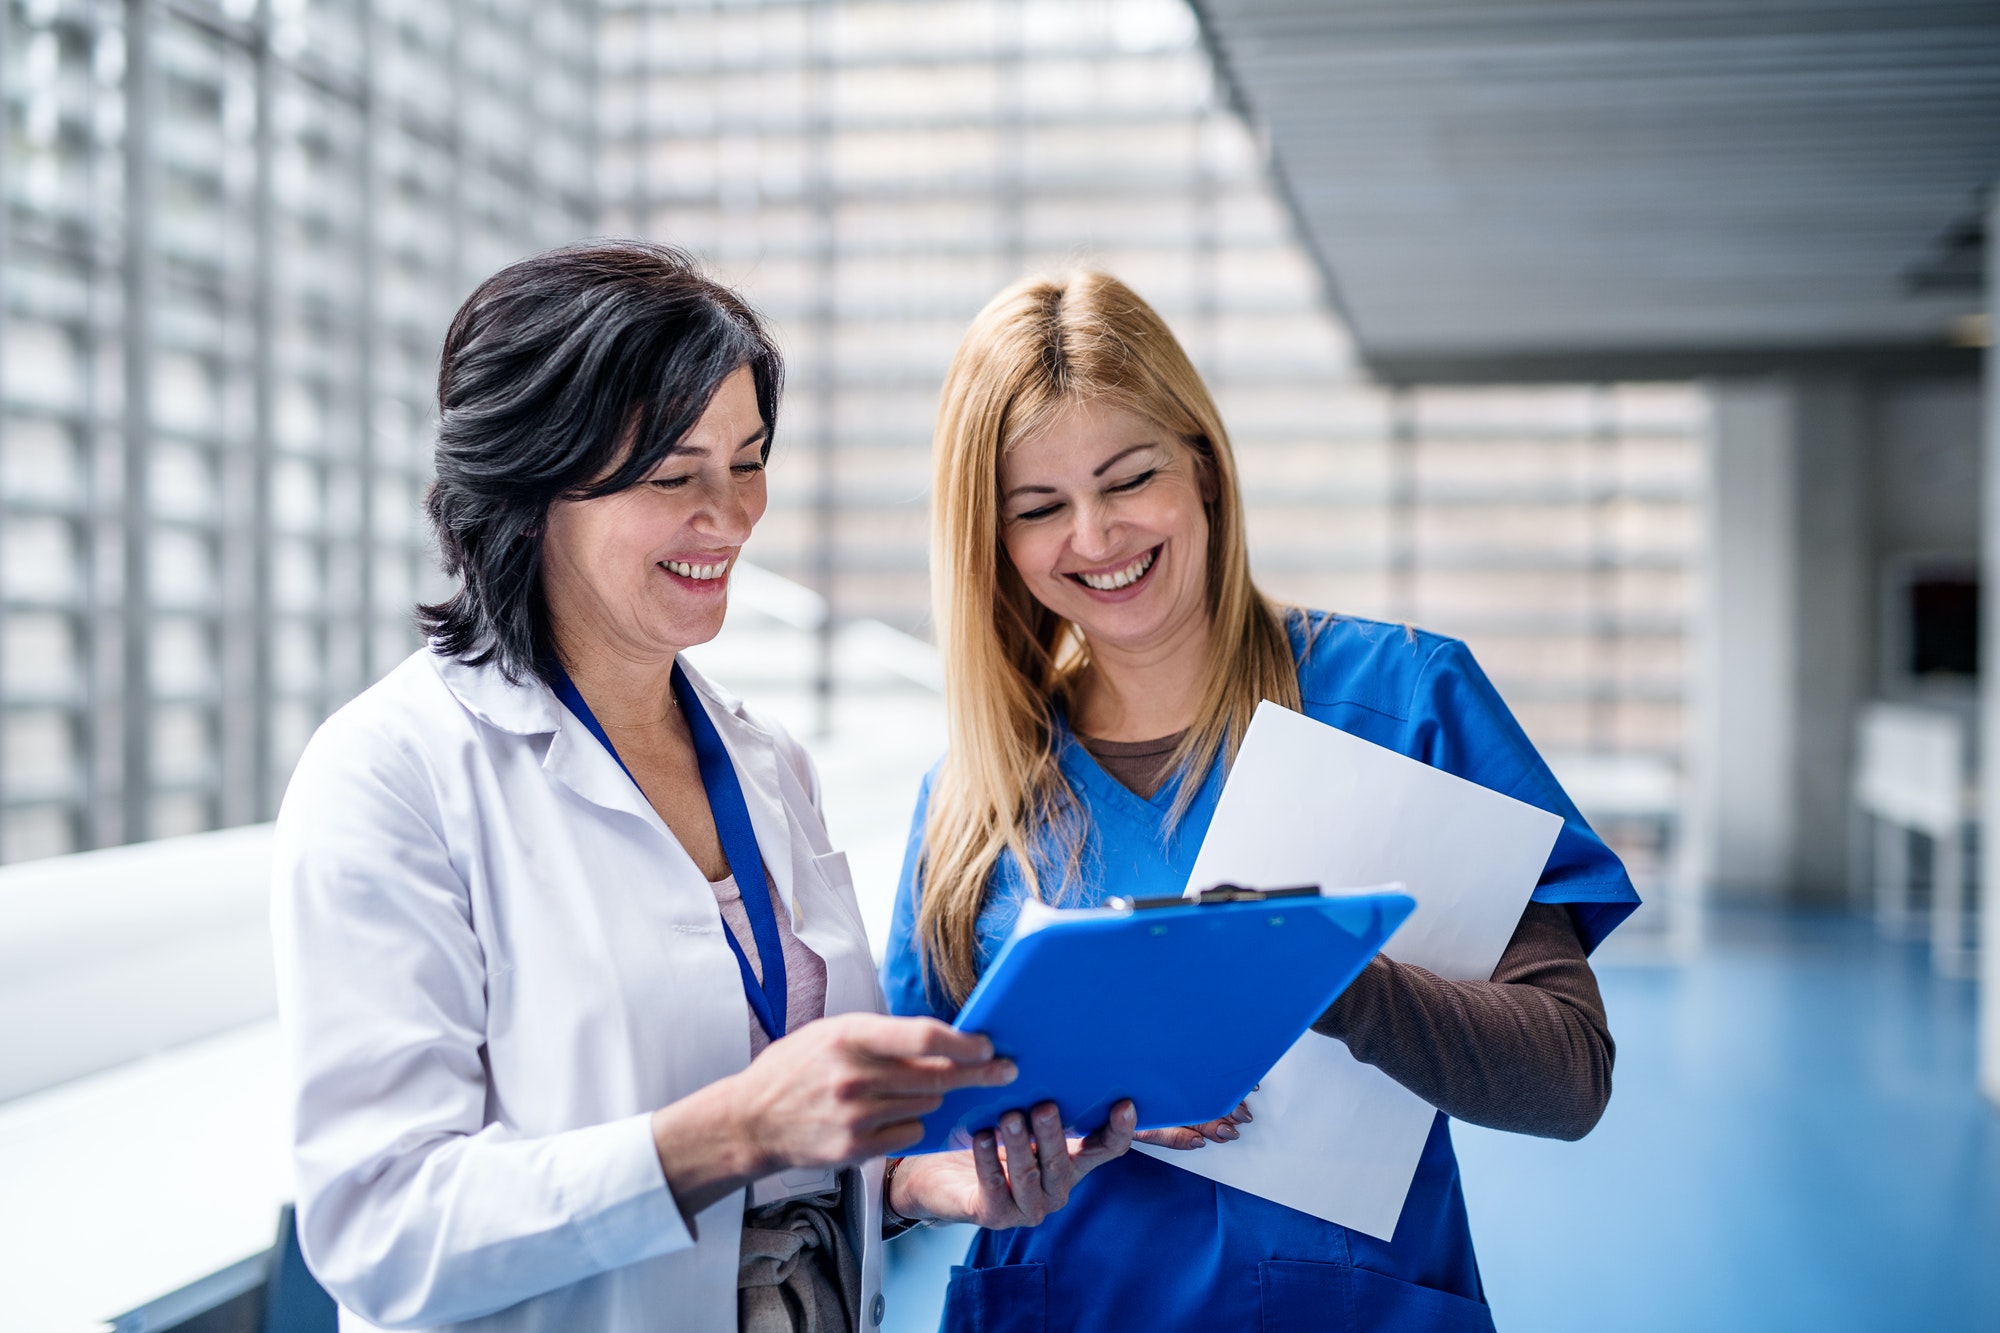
[1259,1261,1496,1333]
[942,1262,1047,1333]
[1350,1267,1496,1333]
[1259,1260,1350,1333]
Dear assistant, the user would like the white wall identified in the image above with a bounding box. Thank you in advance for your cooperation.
[1789,379,1874,898]
[1701,374,1981,905]
[1700,381,1798,897]
[1876,379,1984,560]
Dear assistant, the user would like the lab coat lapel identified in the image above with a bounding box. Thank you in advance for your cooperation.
[542,717,667,829]
[433,649,801,913]
[430,650,675,832]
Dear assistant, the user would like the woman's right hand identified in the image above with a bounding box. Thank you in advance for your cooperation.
[738,1012,1019,1168]
[650,1012,1017,1221]
[1133,1098,1253,1150]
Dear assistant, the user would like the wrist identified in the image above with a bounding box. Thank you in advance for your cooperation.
[651,1071,779,1218]
[884,1154,936,1223]
[882,1155,937,1233]
[710,1070,782,1180]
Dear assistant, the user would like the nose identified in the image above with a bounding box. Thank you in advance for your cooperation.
[1067,496,1119,563]
[697,469,758,544]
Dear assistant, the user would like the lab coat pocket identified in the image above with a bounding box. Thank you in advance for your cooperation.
[813,849,855,896]
[1349,1266,1496,1333]
[812,849,868,934]
[1258,1260,1352,1333]
[942,1262,1046,1333]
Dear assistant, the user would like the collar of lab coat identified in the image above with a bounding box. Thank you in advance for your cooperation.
[428,648,800,915]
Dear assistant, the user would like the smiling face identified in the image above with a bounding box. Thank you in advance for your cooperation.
[541,365,769,666]
[998,399,1214,662]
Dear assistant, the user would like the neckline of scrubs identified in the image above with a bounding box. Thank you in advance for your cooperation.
[1053,713,1192,822]
[1047,712,1229,909]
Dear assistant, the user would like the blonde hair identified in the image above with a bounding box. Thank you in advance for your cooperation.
[917,271,1301,1004]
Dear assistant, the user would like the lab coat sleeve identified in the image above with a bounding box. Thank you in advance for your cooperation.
[272,714,693,1329]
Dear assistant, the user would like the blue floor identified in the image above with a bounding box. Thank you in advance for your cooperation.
[882,908,2000,1331]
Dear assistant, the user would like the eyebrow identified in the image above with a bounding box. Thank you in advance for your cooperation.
[1002,442,1158,500]
[663,425,769,459]
[1092,443,1156,477]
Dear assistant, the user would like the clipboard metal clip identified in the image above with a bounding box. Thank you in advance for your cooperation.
[1116,882,1323,911]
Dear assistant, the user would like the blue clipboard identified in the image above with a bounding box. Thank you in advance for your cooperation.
[906,884,1416,1155]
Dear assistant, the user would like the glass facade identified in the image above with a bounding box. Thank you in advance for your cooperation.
[0,0,1704,887]
[0,0,593,858]
[601,0,1705,897]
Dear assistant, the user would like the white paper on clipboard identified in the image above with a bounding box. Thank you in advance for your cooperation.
[1131,701,1563,1239]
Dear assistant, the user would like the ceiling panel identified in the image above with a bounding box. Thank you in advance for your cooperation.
[1193,0,2000,379]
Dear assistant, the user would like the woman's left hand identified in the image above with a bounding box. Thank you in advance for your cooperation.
[890,1099,1136,1229]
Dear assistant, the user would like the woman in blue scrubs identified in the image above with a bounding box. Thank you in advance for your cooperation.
[876,271,1640,1332]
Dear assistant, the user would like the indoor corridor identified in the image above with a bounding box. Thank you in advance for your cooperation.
[883,909,2000,1332]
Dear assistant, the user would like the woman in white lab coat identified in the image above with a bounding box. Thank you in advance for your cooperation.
[271,242,1134,1333]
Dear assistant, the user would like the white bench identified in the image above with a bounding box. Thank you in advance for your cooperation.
[1853,702,1978,976]
[0,825,287,1331]
[0,823,277,1104]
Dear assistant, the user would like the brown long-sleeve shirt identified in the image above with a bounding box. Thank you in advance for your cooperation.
[1081,730,1615,1141]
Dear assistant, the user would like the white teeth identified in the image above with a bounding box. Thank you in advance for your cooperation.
[664,559,729,581]
[1075,549,1156,591]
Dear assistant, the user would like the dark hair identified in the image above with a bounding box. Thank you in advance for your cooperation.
[417,240,783,683]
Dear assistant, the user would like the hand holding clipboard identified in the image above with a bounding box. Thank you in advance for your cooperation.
[902,884,1415,1155]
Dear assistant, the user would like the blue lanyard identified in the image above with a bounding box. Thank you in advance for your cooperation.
[549,660,789,1043]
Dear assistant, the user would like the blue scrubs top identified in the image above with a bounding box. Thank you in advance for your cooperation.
[882,614,1639,1333]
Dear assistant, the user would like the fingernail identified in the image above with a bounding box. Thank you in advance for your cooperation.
[995,1060,1019,1082]
[1004,1114,1025,1134]
[1036,1108,1057,1128]
[1219,1127,1239,1140]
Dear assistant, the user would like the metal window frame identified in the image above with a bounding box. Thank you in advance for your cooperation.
[0,0,596,859]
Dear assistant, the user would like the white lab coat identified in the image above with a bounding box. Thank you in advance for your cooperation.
[272,649,887,1332]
